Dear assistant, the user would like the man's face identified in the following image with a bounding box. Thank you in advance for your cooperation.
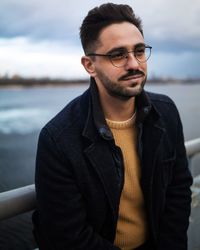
[90,22,148,100]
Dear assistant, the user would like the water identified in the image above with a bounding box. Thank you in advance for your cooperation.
[1,83,199,139]
[0,83,200,249]
[0,86,87,135]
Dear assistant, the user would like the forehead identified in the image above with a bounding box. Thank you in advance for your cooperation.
[97,22,144,51]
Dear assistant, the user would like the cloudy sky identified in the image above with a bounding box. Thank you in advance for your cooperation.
[0,0,200,79]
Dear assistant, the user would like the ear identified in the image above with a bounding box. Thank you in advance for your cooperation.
[81,56,97,77]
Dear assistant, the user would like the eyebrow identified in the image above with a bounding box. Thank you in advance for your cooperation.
[106,43,146,54]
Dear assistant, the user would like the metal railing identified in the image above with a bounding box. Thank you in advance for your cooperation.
[0,138,200,221]
[0,184,36,220]
[185,138,200,157]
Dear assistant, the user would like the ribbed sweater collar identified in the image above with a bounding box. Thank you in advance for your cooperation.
[106,112,136,129]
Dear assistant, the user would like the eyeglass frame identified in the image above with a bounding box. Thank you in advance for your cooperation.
[86,44,152,68]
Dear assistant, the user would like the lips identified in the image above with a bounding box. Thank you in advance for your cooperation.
[119,70,145,81]
[123,74,144,80]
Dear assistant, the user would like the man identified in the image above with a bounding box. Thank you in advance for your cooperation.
[32,3,193,250]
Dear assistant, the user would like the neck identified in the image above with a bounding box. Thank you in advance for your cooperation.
[98,87,136,121]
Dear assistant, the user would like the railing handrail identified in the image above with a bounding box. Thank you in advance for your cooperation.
[185,137,200,157]
[0,184,36,220]
[0,137,200,221]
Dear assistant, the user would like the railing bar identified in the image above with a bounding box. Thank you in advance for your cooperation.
[0,184,36,221]
[185,138,200,157]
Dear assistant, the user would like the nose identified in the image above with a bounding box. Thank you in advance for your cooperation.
[124,52,140,71]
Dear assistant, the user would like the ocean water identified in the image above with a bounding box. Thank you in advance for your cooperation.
[0,85,87,135]
[0,83,199,139]
[0,83,200,249]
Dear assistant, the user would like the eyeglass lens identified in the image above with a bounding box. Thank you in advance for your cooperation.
[110,47,151,67]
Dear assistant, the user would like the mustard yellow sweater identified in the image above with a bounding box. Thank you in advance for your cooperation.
[106,114,148,250]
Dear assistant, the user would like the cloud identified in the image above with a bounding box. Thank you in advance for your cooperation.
[128,0,200,53]
[1,0,200,50]
[0,0,200,78]
[0,0,82,41]
[0,37,87,78]
[1,36,199,79]
[148,51,200,78]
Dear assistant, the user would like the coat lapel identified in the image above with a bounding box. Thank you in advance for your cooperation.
[135,90,165,190]
[141,118,165,199]
[84,139,121,220]
[82,79,121,221]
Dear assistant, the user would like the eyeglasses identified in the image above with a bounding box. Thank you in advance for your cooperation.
[87,44,152,68]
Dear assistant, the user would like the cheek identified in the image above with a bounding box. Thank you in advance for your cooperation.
[141,63,147,74]
[105,64,124,78]
[109,70,121,79]
[97,64,121,79]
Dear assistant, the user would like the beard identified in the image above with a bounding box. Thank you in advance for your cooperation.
[95,69,147,100]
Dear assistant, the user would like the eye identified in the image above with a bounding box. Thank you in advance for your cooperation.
[109,51,126,60]
[135,47,145,57]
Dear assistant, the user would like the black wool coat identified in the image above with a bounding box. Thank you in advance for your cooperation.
[33,78,192,250]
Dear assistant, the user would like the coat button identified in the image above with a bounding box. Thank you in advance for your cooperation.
[99,127,113,140]
[143,107,150,114]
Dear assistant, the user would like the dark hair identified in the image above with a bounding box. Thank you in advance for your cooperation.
[80,3,143,54]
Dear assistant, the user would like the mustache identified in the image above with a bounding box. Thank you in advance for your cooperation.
[119,70,145,81]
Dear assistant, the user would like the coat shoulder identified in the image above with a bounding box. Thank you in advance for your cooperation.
[41,88,90,140]
[147,91,175,105]
[146,91,179,115]
[146,91,182,133]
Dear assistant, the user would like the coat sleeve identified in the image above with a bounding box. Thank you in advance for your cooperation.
[34,127,121,250]
[157,109,193,250]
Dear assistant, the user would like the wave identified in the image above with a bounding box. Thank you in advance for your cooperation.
[0,108,51,134]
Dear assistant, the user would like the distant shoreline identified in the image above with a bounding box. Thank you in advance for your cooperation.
[0,78,90,88]
[0,77,200,88]
[0,83,90,89]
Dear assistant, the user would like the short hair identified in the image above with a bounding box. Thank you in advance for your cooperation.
[80,3,143,54]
